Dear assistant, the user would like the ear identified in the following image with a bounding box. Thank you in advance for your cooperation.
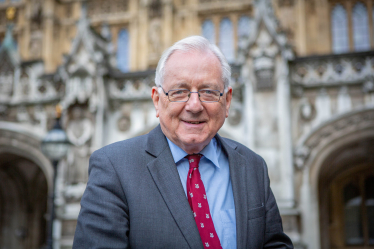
[225,87,233,118]
[151,87,160,118]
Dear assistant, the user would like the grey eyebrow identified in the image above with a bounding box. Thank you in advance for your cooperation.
[170,82,189,89]
[170,82,220,90]
[199,83,220,90]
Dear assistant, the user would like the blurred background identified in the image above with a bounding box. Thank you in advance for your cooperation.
[0,0,373,248]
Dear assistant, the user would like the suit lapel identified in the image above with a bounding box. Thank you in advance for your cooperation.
[217,135,249,249]
[146,126,204,249]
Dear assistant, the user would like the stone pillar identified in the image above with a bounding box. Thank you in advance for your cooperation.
[188,0,199,36]
[276,57,295,207]
[92,74,105,151]
[138,0,149,70]
[43,0,54,72]
[296,0,306,56]
[300,168,321,249]
[129,0,139,71]
[162,0,173,50]
[241,59,255,149]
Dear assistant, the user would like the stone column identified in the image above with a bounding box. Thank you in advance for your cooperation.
[162,0,173,50]
[188,0,199,36]
[43,0,54,72]
[296,0,306,56]
[138,0,149,70]
[242,59,255,149]
[129,0,139,71]
[300,168,321,249]
[276,57,295,207]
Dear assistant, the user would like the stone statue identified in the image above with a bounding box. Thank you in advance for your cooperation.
[149,18,162,57]
[66,106,94,184]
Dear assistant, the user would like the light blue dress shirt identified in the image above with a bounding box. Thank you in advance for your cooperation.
[167,137,237,249]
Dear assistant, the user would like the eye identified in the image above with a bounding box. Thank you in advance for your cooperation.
[174,90,184,95]
[200,89,219,96]
[169,89,189,97]
[201,90,213,95]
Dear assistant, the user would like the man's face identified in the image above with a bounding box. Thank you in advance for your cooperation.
[152,50,232,154]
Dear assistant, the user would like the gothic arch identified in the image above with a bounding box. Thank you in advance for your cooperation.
[295,107,374,174]
[0,122,53,248]
[295,107,374,248]
[0,122,53,192]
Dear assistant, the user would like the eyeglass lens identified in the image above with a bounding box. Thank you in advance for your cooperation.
[168,89,221,102]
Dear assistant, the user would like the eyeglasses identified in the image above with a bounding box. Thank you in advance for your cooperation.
[160,87,223,102]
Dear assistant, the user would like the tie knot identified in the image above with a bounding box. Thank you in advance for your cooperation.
[186,154,202,169]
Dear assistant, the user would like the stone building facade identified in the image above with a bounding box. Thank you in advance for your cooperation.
[0,0,373,248]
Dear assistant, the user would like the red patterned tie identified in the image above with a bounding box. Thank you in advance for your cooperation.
[186,154,222,249]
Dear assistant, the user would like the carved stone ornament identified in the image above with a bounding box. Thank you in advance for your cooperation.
[148,18,162,63]
[300,98,315,121]
[228,106,242,126]
[87,0,129,17]
[250,30,278,91]
[363,80,374,93]
[255,68,274,90]
[290,55,374,87]
[29,36,43,59]
[292,85,304,98]
[293,146,310,169]
[117,115,131,132]
[294,109,374,169]
[61,76,94,110]
[66,106,94,147]
[63,182,87,201]
[66,106,93,184]
[0,74,13,98]
[17,106,31,122]
[109,72,155,101]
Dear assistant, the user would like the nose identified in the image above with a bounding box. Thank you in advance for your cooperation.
[185,92,203,113]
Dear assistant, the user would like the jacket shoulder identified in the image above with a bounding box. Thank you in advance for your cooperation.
[220,137,266,165]
[92,133,149,159]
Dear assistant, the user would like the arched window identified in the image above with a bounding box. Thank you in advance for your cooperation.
[238,16,252,40]
[331,4,349,54]
[344,183,363,245]
[117,29,130,73]
[202,19,215,44]
[219,18,234,63]
[352,2,370,51]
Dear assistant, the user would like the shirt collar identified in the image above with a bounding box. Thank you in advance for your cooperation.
[166,137,220,168]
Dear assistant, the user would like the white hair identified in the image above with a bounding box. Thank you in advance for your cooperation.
[155,36,231,92]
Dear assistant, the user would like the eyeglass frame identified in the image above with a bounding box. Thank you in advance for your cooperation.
[159,87,224,103]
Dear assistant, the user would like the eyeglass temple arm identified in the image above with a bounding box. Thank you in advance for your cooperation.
[159,87,169,96]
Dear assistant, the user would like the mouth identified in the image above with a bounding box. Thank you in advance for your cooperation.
[183,120,206,124]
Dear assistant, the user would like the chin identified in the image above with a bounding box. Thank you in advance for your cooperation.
[181,135,210,147]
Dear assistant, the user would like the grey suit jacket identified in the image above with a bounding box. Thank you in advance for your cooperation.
[73,125,293,248]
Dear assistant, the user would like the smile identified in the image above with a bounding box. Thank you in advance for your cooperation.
[183,121,205,124]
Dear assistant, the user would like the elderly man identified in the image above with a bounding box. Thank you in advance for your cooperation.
[73,36,293,249]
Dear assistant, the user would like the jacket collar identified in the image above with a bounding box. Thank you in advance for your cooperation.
[145,125,169,157]
[145,125,239,157]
